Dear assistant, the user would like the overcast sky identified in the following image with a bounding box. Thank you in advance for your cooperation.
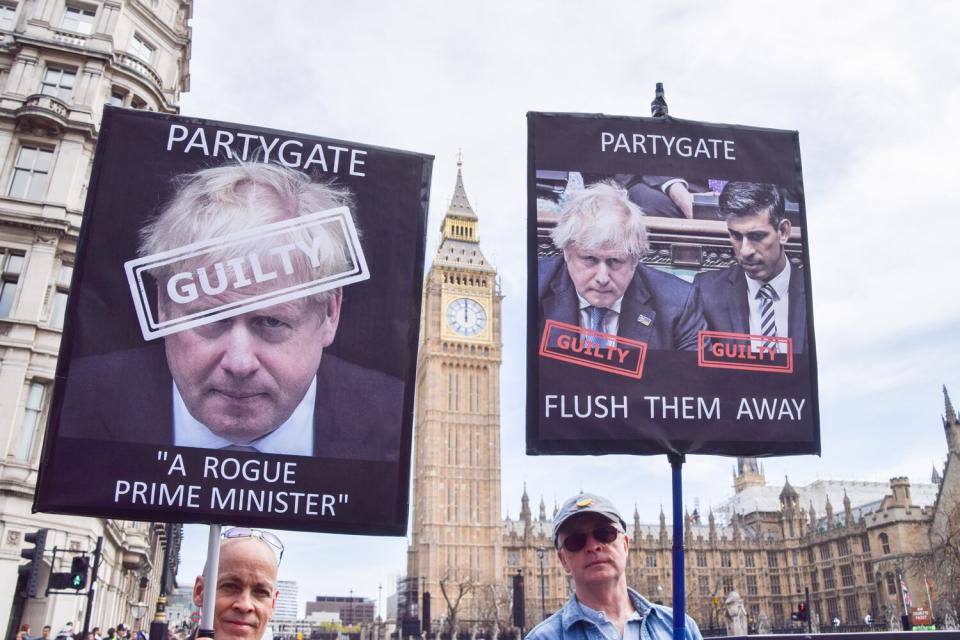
[175,1,960,618]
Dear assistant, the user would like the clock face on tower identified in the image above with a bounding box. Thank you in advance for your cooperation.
[446,297,487,337]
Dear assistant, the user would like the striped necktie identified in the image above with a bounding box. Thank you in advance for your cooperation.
[586,306,608,347]
[757,283,778,350]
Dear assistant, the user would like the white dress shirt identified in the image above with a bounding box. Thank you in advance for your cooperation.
[577,294,624,337]
[173,376,316,455]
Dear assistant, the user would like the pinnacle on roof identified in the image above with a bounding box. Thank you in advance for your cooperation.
[780,475,798,499]
[738,457,760,475]
[444,155,477,223]
[946,385,956,421]
[932,464,943,484]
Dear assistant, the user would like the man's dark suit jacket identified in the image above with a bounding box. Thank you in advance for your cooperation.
[693,263,807,354]
[58,343,402,461]
[537,256,705,351]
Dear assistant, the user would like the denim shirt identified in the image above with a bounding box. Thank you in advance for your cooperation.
[526,588,703,640]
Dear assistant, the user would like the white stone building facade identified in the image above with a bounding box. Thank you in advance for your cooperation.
[0,0,190,636]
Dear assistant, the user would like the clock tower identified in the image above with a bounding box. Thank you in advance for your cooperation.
[407,159,503,630]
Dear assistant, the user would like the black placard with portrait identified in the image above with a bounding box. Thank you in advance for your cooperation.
[34,108,432,534]
[527,112,820,457]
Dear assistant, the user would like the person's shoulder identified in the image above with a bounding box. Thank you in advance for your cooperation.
[526,608,565,640]
[66,343,167,377]
[650,604,703,640]
[629,590,703,640]
[538,254,565,282]
[693,263,743,289]
[61,343,169,406]
[320,354,402,395]
[693,264,740,287]
[314,353,404,459]
[635,264,692,290]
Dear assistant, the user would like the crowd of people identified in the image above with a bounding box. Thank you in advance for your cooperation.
[15,622,163,640]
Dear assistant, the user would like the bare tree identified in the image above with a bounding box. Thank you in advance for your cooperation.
[912,500,960,619]
[439,568,479,635]
[474,582,512,634]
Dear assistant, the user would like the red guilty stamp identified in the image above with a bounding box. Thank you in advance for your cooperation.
[697,330,793,373]
[539,319,647,379]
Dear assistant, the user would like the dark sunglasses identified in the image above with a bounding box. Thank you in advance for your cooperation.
[560,524,621,552]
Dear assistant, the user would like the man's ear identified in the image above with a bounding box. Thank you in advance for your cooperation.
[557,549,573,576]
[777,218,792,244]
[192,576,204,608]
[271,587,280,615]
[318,288,342,347]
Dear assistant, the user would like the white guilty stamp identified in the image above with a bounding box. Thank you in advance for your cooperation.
[124,207,369,341]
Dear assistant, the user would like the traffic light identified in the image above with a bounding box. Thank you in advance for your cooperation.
[797,602,807,621]
[512,572,525,628]
[421,592,431,633]
[19,528,48,597]
[70,556,89,589]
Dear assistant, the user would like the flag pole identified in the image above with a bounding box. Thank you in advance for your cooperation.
[898,573,909,616]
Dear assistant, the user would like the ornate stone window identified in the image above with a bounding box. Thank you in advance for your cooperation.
[62,4,96,34]
[40,66,76,100]
[9,145,53,200]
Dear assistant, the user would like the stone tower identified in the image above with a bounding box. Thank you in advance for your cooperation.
[407,159,503,630]
[733,456,766,493]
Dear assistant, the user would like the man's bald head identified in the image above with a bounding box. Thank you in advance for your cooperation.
[193,537,279,640]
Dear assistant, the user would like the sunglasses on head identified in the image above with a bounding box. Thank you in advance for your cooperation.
[560,524,621,552]
[222,527,285,565]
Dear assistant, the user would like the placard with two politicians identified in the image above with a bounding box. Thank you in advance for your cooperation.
[527,112,820,457]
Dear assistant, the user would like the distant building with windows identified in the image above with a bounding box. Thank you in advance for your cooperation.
[275,580,299,621]
[0,0,190,637]
[306,595,376,625]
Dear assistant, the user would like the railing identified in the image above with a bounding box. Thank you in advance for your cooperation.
[50,28,87,47]
[21,93,69,117]
[116,52,163,90]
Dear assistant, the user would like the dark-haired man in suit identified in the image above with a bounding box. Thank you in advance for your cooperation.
[694,181,807,353]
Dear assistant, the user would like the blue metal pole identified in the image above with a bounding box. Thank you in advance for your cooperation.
[669,454,685,640]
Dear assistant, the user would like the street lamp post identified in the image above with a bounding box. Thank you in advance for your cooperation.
[536,547,546,621]
[131,602,148,632]
[421,576,428,639]
[378,584,383,640]
[150,523,174,640]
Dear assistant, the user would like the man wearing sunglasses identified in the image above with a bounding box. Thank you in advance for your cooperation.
[193,528,283,640]
[528,493,702,640]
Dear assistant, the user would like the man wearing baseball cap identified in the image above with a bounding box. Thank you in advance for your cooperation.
[527,492,702,640]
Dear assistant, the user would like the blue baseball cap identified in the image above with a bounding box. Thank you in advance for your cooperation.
[553,492,627,548]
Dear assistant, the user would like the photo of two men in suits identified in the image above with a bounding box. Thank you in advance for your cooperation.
[537,179,806,355]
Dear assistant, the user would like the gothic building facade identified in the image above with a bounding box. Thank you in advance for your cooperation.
[0,0,190,635]
[405,166,960,634]
[502,389,956,631]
